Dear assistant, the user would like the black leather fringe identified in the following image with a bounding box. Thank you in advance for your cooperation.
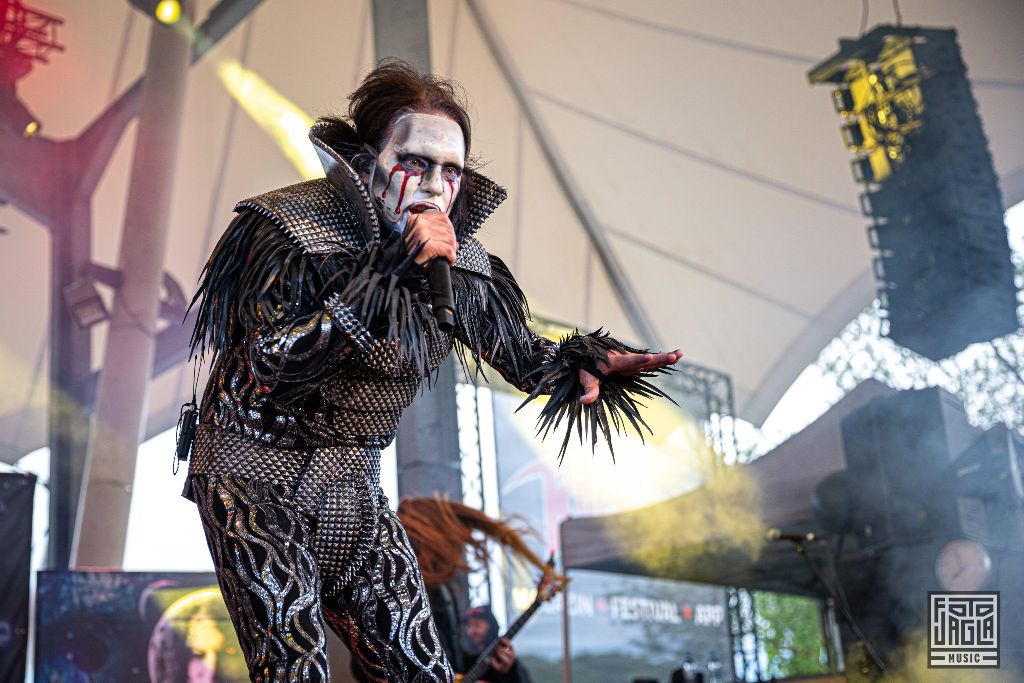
[518,330,674,463]
[333,238,438,377]
[189,210,435,373]
[451,254,535,385]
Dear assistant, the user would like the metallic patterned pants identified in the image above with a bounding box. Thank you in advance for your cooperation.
[191,473,453,682]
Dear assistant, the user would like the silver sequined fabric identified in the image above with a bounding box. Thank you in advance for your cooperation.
[193,474,452,682]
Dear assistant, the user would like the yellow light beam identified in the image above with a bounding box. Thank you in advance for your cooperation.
[141,12,321,180]
[215,59,323,181]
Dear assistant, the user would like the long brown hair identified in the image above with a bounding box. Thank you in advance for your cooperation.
[397,497,556,589]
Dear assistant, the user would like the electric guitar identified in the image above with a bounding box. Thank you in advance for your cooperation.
[455,568,567,683]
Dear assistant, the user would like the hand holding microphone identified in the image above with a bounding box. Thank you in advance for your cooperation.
[404,205,457,332]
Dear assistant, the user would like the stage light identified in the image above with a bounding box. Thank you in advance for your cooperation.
[0,85,42,138]
[128,0,182,25]
[810,26,1018,360]
[850,157,876,185]
[814,35,923,184]
[0,2,63,139]
[60,263,131,329]
[63,279,109,329]
[840,121,866,150]
[154,0,181,24]
[832,86,855,116]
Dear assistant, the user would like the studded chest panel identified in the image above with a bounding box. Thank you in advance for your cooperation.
[236,178,369,254]
[318,327,453,435]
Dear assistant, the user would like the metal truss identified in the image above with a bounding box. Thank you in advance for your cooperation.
[456,380,492,608]
[660,359,739,463]
[728,586,763,681]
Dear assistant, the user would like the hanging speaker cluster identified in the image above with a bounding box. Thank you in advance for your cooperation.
[810,26,1019,360]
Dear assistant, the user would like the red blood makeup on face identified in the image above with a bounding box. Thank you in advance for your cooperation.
[445,178,455,212]
[370,113,465,229]
[381,164,402,199]
[394,169,422,212]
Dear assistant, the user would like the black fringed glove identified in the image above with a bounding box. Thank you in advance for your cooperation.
[517,329,679,463]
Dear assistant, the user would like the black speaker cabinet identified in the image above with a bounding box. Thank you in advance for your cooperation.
[840,388,978,547]
[0,472,35,683]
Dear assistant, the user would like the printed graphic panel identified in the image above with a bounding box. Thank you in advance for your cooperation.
[35,571,248,682]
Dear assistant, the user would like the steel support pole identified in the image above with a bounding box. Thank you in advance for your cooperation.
[47,199,93,570]
[72,3,194,568]
[371,0,431,73]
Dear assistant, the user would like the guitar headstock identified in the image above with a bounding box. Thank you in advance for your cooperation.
[535,553,569,603]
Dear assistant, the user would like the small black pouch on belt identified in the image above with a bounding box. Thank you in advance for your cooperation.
[174,363,200,500]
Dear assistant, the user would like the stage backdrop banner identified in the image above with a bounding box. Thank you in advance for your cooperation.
[513,568,733,682]
[35,571,249,682]
[0,472,35,683]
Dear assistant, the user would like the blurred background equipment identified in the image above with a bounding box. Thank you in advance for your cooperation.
[0,472,35,683]
[562,379,1024,674]
[947,425,1024,547]
[836,387,1024,670]
[810,25,1019,360]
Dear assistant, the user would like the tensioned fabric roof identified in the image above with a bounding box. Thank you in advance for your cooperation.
[2,0,1022,463]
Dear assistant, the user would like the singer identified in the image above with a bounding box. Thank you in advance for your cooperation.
[181,60,681,682]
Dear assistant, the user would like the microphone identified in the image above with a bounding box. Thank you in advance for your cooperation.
[767,528,820,543]
[428,258,455,332]
[414,206,456,333]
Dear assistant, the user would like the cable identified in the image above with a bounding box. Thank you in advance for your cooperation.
[892,0,903,26]
[445,0,462,75]
[973,78,1024,91]
[860,0,869,36]
[350,0,370,88]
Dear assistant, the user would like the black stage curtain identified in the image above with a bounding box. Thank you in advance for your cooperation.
[0,472,35,683]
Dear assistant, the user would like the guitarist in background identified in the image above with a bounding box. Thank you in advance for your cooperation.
[395,498,555,682]
[463,606,531,683]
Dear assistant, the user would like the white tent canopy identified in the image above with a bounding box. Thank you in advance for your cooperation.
[2,0,1022,462]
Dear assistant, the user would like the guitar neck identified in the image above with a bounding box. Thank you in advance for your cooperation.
[460,598,544,682]
[504,597,543,640]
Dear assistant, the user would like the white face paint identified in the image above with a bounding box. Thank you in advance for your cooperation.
[369,112,466,230]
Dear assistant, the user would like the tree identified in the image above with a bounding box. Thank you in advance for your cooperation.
[753,591,829,678]
[817,268,1024,433]
[779,210,1024,448]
